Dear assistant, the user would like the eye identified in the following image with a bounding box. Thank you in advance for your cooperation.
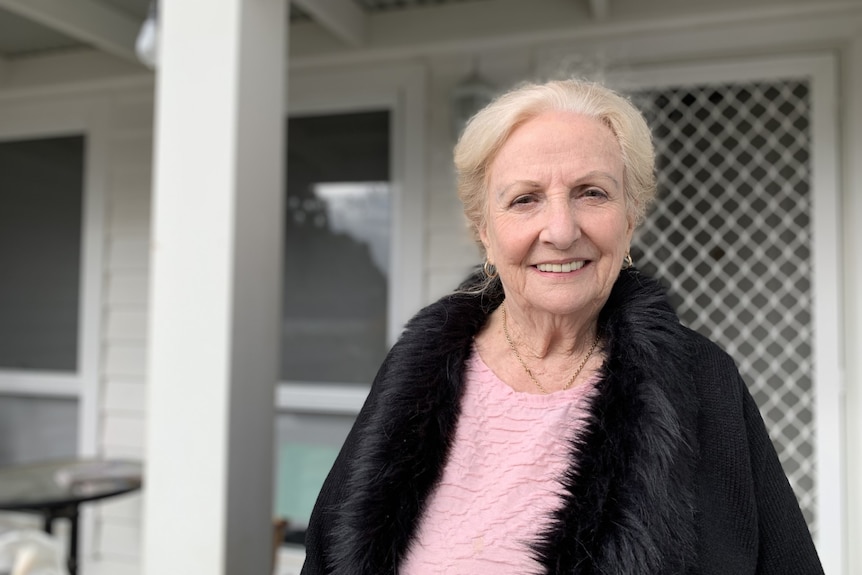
[511,194,537,207]
[583,187,609,199]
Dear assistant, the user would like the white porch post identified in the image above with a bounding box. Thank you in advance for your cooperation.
[844,35,862,575]
[143,0,286,573]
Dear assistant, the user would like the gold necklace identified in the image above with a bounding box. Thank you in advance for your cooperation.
[500,301,600,394]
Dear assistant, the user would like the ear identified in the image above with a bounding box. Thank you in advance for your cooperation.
[478,223,492,263]
[624,201,637,243]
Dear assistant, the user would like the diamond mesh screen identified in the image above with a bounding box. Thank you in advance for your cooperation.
[629,81,816,531]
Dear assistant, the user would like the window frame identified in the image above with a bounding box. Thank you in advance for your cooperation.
[0,95,107,457]
[276,63,426,412]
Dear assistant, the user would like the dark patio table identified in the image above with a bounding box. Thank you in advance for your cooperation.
[0,458,143,575]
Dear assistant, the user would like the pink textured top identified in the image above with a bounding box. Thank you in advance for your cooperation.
[401,347,597,575]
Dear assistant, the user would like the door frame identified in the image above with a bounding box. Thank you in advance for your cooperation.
[605,53,843,573]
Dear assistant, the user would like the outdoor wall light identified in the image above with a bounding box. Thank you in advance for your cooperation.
[136,0,159,69]
[451,62,496,139]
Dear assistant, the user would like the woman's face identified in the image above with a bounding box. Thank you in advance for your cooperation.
[480,110,634,319]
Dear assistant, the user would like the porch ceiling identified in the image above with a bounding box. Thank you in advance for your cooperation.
[0,0,848,70]
[0,0,539,60]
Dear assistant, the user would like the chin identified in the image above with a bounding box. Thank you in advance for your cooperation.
[530,295,600,319]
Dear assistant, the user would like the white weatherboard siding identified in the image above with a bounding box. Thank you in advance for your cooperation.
[0,80,152,574]
[424,55,479,301]
[423,50,537,302]
[92,89,153,573]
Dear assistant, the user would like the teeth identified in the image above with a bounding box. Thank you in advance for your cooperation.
[537,261,585,273]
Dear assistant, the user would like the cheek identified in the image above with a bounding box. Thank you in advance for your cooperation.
[488,219,528,260]
[596,213,632,257]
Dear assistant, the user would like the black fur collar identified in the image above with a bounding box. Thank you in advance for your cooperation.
[328,268,699,574]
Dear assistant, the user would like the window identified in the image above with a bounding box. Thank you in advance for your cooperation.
[281,111,391,385]
[0,135,85,464]
[0,136,84,372]
[275,110,391,530]
[273,65,425,537]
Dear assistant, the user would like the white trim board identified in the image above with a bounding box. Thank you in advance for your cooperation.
[275,383,368,414]
[840,35,862,575]
[0,371,80,397]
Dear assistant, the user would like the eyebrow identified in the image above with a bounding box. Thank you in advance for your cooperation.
[495,170,621,198]
[496,180,541,198]
[582,170,621,187]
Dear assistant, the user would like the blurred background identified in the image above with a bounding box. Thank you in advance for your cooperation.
[0,0,860,573]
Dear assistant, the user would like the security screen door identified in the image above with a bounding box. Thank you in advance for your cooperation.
[614,56,841,558]
[631,79,815,522]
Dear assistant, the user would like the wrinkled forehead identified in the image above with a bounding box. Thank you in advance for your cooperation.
[485,112,624,186]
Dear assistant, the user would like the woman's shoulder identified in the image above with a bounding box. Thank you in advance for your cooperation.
[676,325,750,410]
[681,326,740,372]
[608,268,744,386]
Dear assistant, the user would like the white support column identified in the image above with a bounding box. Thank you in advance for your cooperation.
[844,33,862,575]
[143,1,286,573]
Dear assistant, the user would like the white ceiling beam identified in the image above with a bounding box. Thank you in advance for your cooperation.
[589,0,610,21]
[292,0,367,47]
[0,0,140,64]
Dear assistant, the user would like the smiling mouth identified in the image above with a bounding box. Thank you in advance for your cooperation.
[536,261,586,273]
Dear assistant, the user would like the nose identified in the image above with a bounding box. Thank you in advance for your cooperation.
[539,198,581,249]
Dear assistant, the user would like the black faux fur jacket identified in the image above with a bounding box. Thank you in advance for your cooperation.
[302,269,823,574]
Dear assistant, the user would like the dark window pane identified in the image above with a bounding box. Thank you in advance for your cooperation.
[281,111,390,384]
[0,136,84,371]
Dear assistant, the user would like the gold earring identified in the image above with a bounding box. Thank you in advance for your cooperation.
[622,252,634,270]
[483,259,498,279]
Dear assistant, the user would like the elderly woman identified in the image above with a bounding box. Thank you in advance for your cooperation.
[301,79,822,574]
